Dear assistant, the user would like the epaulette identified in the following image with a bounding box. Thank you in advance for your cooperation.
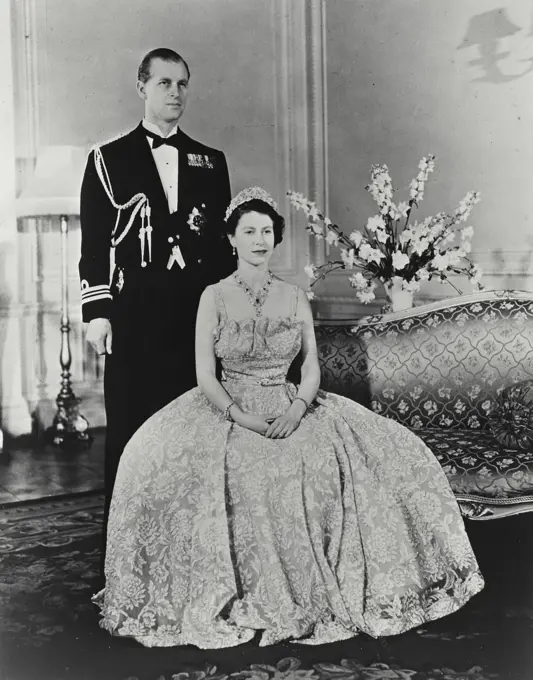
[90,128,132,153]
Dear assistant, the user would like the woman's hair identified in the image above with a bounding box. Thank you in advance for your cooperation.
[225,199,285,247]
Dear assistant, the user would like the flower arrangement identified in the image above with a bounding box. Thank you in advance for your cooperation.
[288,155,483,308]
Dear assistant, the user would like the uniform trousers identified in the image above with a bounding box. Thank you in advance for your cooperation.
[100,268,204,580]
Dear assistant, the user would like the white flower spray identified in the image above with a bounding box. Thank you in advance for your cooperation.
[288,154,483,303]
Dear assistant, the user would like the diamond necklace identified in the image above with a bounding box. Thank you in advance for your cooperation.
[233,270,274,317]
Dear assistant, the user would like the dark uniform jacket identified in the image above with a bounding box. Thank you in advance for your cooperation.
[79,122,234,322]
[79,123,235,547]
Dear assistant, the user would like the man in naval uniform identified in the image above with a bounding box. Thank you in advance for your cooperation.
[79,48,235,576]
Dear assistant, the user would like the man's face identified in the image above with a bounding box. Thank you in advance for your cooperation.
[137,58,189,126]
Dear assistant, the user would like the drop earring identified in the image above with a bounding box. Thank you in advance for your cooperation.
[232,246,236,256]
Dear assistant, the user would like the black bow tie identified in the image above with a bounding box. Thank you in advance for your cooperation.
[144,128,181,150]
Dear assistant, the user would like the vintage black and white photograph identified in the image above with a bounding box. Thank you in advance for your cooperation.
[1,1,532,678]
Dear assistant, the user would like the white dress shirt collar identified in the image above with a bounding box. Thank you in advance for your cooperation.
[142,119,180,139]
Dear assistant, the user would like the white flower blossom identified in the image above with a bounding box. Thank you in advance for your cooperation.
[325,230,339,247]
[389,202,410,220]
[416,268,430,281]
[340,247,356,269]
[411,237,429,256]
[367,215,386,232]
[409,179,420,201]
[388,203,403,221]
[454,191,481,223]
[418,156,436,173]
[359,243,385,264]
[287,191,306,210]
[398,201,410,218]
[350,274,376,303]
[375,228,389,244]
[432,252,450,271]
[287,190,320,219]
[392,251,410,271]
[366,164,394,211]
[409,154,435,203]
[349,230,364,247]
[357,288,377,304]
[304,264,317,280]
[415,217,434,238]
[349,272,369,289]
[306,222,324,238]
[399,228,413,246]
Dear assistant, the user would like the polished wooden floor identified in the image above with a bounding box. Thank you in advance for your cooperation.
[0,429,105,506]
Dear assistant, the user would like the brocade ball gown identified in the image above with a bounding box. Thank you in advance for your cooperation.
[93,281,484,649]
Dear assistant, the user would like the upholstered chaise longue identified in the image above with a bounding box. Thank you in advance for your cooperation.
[315,290,533,520]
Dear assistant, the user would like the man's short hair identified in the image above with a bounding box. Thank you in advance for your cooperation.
[137,48,191,84]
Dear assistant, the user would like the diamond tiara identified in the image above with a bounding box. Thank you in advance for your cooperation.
[224,186,279,222]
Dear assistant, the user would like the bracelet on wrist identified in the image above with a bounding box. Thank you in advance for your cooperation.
[224,401,235,421]
[293,397,309,412]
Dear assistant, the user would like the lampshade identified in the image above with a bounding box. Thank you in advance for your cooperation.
[458,9,521,49]
[16,145,88,218]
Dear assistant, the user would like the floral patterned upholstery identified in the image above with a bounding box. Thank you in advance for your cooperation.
[315,291,533,518]
[416,429,533,498]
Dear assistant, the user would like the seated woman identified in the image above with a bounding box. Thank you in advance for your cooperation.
[93,187,484,649]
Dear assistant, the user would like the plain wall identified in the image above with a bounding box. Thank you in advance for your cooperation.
[323,0,533,304]
[27,0,281,194]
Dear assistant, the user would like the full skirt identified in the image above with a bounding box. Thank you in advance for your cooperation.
[93,385,484,648]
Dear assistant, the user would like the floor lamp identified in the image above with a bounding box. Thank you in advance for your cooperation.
[16,146,93,450]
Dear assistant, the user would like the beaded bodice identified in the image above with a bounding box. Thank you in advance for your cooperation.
[212,283,302,386]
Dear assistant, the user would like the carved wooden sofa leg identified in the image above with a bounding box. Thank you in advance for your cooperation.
[458,497,533,521]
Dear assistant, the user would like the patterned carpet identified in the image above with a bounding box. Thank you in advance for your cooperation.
[0,493,532,680]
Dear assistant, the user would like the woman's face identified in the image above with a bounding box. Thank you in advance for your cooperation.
[229,211,275,266]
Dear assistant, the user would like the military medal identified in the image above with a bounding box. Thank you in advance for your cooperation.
[187,204,207,235]
[117,269,125,292]
[187,154,214,169]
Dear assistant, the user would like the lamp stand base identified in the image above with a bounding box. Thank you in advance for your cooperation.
[45,396,93,452]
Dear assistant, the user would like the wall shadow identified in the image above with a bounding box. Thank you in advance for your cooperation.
[459,8,533,83]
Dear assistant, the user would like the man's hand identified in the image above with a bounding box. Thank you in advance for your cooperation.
[265,401,306,439]
[86,318,113,355]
